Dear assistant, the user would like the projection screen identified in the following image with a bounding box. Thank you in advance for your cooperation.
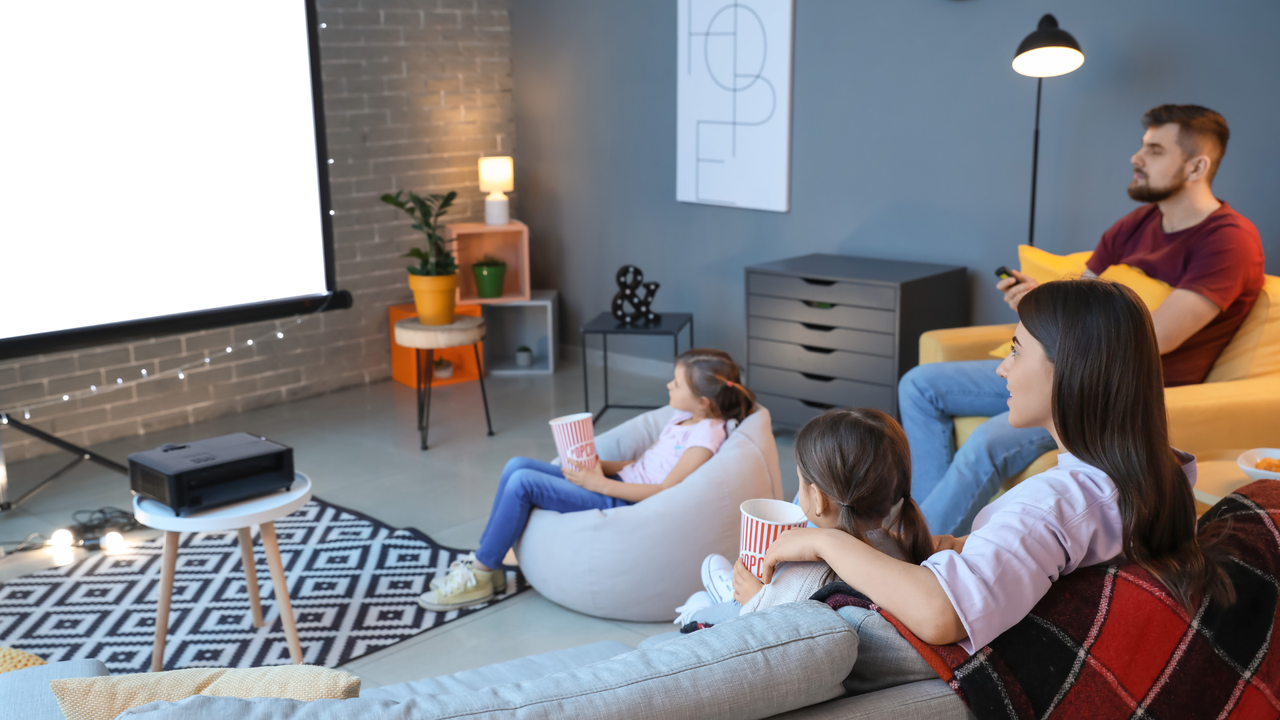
[0,1,345,361]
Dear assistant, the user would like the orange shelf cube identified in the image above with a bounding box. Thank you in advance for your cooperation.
[445,220,531,304]
[389,303,484,388]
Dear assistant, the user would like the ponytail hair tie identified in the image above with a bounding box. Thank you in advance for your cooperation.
[726,381,735,388]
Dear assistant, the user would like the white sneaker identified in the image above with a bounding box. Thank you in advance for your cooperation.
[674,590,714,625]
[431,552,506,594]
[701,554,734,604]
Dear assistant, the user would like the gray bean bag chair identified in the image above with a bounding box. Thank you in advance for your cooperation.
[515,405,784,621]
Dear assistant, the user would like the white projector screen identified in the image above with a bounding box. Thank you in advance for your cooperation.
[0,1,339,360]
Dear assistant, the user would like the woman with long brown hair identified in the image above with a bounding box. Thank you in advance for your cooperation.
[761,280,1233,651]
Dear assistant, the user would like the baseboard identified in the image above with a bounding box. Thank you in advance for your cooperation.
[566,345,675,380]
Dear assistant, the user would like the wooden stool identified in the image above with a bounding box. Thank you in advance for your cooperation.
[133,473,313,671]
[393,316,494,450]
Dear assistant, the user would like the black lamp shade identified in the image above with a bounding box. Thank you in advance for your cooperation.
[1013,14,1084,78]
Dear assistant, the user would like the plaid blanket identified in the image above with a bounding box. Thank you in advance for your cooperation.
[819,479,1280,720]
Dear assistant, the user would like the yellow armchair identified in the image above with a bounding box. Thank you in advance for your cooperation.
[919,276,1280,495]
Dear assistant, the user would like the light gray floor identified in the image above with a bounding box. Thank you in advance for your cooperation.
[0,351,797,687]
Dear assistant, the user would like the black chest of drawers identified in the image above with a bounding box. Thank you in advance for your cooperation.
[745,254,968,428]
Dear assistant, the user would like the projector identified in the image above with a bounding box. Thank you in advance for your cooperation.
[129,433,295,515]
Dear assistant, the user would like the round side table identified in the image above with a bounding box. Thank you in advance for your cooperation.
[133,472,313,671]
[393,315,495,450]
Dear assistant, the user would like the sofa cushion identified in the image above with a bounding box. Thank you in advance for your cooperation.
[119,601,857,720]
[0,659,109,720]
[768,680,975,720]
[1205,274,1280,382]
[358,640,633,701]
[517,405,784,621]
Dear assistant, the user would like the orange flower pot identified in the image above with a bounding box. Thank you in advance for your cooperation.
[408,273,458,326]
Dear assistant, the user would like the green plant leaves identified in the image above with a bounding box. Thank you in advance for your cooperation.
[384,188,460,276]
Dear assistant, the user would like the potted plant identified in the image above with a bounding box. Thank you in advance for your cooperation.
[515,345,533,368]
[381,189,459,325]
[433,356,454,379]
[471,254,507,299]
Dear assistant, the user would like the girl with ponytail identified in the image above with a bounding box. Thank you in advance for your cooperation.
[758,279,1233,652]
[681,409,933,622]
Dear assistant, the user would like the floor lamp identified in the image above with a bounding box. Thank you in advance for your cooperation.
[1013,14,1083,247]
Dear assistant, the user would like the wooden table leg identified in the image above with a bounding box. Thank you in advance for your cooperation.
[259,522,303,664]
[151,530,179,672]
[237,527,264,628]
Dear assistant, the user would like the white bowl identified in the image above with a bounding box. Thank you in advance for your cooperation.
[1238,448,1280,482]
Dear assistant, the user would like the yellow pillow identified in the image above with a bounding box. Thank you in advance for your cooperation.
[201,665,361,701]
[0,646,47,674]
[50,666,360,720]
[989,246,1174,358]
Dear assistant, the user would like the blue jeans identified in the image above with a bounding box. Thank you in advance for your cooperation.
[475,457,630,569]
[897,360,1057,536]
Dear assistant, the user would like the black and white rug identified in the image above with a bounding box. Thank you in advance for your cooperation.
[0,498,527,673]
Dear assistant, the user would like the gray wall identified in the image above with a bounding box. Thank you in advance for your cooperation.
[0,0,513,462]
[510,0,1280,363]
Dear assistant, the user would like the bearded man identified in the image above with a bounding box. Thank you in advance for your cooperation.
[899,104,1265,536]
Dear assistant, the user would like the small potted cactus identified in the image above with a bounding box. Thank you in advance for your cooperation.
[433,356,454,379]
[515,345,533,368]
[471,254,507,299]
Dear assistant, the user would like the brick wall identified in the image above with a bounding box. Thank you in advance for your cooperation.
[0,0,514,463]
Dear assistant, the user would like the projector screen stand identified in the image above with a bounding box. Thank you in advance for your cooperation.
[0,414,127,512]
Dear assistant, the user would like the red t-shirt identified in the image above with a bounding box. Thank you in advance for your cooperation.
[1086,201,1265,386]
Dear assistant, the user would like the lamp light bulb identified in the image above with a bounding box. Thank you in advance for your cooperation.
[178,372,185,379]
[226,347,233,353]
[62,395,69,401]
[247,339,253,346]
[49,529,74,547]
[204,357,211,363]
[141,369,147,377]
[103,532,125,554]
[2,414,8,424]
[117,378,123,384]
[277,332,284,339]
[329,210,335,216]
[1012,46,1084,78]
[24,410,30,419]
[90,385,97,392]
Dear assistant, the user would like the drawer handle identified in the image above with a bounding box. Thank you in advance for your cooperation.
[801,373,835,382]
[800,323,835,332]
[801,300,835,310]
[801,278,836,287]
[801,399,836,410]
[800,345,836,355]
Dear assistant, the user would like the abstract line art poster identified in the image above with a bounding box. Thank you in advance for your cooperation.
[677,0,793,213]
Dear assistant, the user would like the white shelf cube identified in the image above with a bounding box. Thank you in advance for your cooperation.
[481,289,559,375]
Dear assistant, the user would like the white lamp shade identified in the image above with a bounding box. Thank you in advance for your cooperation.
[479,156,514,193]
[1012,46,1084,78]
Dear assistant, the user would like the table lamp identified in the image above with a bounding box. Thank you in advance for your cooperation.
[479,156,514,225]
[1013,14,1083,246]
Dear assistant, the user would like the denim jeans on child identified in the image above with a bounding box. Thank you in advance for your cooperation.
[475,457,630,569]
[897,359,1057,536]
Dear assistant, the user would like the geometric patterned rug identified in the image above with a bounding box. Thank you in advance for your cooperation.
[0,497,528,673]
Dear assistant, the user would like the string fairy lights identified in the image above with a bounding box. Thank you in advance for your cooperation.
[0,296,334,423]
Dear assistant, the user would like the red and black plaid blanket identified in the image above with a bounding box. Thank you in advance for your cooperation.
[820,479,1280,720]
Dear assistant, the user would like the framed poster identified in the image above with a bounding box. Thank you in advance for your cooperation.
[677,0,794,212]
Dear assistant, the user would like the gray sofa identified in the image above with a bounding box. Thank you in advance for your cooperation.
[2,601,973,720]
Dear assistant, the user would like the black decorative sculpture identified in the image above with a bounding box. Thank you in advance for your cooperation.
[611,265,661,324]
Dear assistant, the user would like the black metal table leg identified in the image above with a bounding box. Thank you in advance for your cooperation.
[418,349,434,450]
[474,343,494,436]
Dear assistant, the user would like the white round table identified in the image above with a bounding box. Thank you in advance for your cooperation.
[393,315,494,450]
[133,472,312,671]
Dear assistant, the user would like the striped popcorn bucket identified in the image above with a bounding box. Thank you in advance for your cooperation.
[550,412,597,469]
[740,498,809,581]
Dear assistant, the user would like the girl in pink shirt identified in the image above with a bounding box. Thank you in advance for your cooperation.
[419,349,756,612]
[761,280,1235,652]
